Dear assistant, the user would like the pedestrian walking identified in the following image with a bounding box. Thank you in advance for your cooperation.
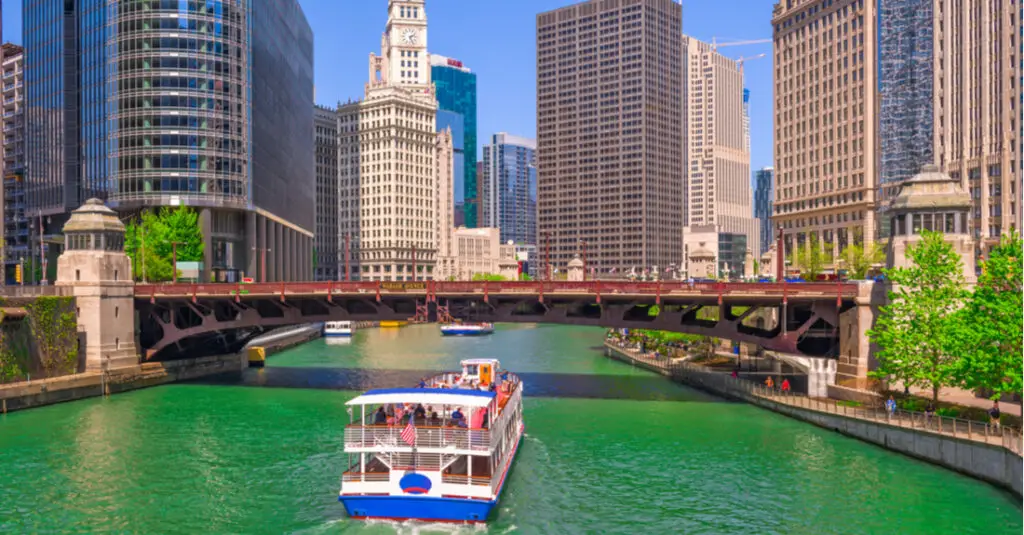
[765,376,774,389]
[781,378,791,392]
[989,401,1001,431]
[885,396,897,420]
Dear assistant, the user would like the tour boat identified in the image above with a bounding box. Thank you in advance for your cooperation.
[324,321,354,337]
[439,322,494,336]
[339,358,525,524]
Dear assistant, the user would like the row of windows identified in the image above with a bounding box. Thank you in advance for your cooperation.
[119,56,239,76]
[118,75,238,94]
[118,36,239,57]
[120,94,240,112]
[118,154,245,173]
[118,114,242,130]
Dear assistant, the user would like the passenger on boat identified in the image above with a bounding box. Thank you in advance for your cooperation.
[418,377,427,388]
[451,407,465,427]
[414,404,426,420]
[429,411,441,426]
[374,406,387,425]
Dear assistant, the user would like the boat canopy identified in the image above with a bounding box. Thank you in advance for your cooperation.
[460,358,500,367]
[345,388,496,409]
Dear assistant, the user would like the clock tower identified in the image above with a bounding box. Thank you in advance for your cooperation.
[383,0,429,89]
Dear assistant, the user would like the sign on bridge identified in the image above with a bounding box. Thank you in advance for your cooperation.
[379,282,427,291]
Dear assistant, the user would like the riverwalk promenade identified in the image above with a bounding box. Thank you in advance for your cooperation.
[604,340,1023,497]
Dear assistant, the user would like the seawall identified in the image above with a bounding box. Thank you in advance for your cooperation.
[603,342,1023,499]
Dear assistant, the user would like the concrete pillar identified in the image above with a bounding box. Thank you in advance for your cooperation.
[257,215,267,283]
[200,208,213,283]
[246,211,257,279]
[836,281,882,389]
[274,222,283,282]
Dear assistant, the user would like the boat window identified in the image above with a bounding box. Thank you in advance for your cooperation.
[465,364,478,375]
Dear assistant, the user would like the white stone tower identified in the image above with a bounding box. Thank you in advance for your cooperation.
[55,199,138,370]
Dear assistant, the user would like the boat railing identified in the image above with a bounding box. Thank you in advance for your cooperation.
[344,424,491,451]
[342,471,391,483]
[440,474,492,487]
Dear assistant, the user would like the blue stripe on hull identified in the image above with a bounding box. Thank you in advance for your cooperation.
[323,332,353,337]
[439,329,493,336]
[339,495,496,523]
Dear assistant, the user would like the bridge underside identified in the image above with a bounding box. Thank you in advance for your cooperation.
[135,293,852,361]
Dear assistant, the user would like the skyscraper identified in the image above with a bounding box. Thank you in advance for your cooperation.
[431,54,478,228]
[682,36,760,278]
[338,0,454,282]
[436,108,465,227]
[536,0,683,274]
[879,0,1021,248]
[23,0,315,282]
[481,133,537,245]
[314,104,339,281]
[1,43,28,281]
[754,167,775,255]
[772,0,878,257]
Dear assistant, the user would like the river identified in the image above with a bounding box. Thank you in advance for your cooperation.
[0,324,1019,534]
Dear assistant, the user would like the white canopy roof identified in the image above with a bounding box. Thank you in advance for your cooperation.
[346,388,496,409]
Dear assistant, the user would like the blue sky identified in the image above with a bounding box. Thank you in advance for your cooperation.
[1,0,775,170]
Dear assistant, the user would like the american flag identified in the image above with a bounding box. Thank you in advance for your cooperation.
[400,417,416,446]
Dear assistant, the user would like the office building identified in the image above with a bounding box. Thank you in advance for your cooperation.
[537,0,683,274]
[436,108,466,228]
[339,0,454,282]
[337,100,362,280]
[314,104,339,281]
[432,54,478,228]
[772,0,878,257]
[879,0,1021,249]
[481,133,536,245]
[682,36,760,275]
[22,0,315,282]
[450,227,519,281]
[2,43,28,281]
[754,167,774,254]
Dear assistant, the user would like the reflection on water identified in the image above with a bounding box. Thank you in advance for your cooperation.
[324,338,353,346]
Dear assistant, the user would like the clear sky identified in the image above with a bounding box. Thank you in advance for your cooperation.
[1,0,775,171]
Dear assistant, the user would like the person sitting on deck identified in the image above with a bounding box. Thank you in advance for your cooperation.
[451,407,465,427]
[374,406,387,425]
[429,411,441,426]
[414,404,426,421]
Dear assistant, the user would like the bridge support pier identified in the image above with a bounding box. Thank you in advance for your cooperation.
[835,281,882,390]
[773,353,836,398]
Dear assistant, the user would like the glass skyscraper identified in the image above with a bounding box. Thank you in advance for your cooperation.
[753,167,774,255]
[436,109,465,226]
[482,133,536,245]
[23,0,314,281]
[430,54,477,227]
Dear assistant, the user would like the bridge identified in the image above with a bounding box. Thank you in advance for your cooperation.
[134,280,875,364]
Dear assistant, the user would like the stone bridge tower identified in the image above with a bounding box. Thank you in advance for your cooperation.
[55,199,138,370]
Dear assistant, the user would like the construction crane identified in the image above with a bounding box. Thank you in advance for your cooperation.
[736,53,767,69]
[710,37,772,50]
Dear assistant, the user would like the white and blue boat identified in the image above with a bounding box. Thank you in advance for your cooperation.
[324,321,354,337]
[339,358,524,524]
[439,322,494,336]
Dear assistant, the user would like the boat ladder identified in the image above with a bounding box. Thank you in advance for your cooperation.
[373,434,398,469]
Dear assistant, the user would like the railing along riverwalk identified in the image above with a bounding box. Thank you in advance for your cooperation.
[605,341,1024,456]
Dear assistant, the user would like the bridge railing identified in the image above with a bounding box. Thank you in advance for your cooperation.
[134,280,862,298]
[0,285,73,297]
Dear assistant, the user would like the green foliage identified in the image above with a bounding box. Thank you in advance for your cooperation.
[787,234,832,279]
[471,273,508,281]
[868,231,966,402]
[839,240,885,279]
[518,273,533,281]
[24,297,79,378]
[125,206,202,281]
[949,230,1023,400]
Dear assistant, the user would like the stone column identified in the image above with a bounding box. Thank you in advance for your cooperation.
[200,208,213,283]
[246,210,257,279]
[274,222,284,282]
[258,215,268,283]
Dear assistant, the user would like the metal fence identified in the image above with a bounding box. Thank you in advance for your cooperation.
[606,341,1024,457]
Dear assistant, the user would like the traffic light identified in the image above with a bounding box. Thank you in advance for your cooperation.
[15,264,22,284]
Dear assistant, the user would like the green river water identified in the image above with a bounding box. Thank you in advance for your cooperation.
[0,324,1020,534]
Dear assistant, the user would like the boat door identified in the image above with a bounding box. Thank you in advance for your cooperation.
[479,363,493,385]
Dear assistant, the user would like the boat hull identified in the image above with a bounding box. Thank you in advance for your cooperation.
[340,495,496,524]
[439,327,493,336]
[323,331,353,337]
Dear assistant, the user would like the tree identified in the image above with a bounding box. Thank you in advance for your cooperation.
[518,273,533,281]
[868,231,967,402]
[153,206,203,262]
[839,241,886,279]
[471,273,507,281]
[787,234,832,279]
[949,230,1023,400]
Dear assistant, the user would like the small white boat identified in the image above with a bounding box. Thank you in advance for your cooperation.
[440,322,494,336]
[339,358,524,524]
[325,321,354,337]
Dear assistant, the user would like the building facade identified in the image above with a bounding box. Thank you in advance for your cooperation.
[754,167,774,254]
[879,0,1021,250]
[337,100,362,280]
[682,36,760,269]
[450,226,519,281]
[772,0,878,258]
[339,0,454,282]
[22,0,315,282]
[536,0,683,274]
[431,54,478,228]
[436,108,465,228]
[2,43,28,282]
[481,133,536,245]
[314,104,339,281]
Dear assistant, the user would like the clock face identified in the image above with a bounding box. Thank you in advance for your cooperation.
[401,28,418,45]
